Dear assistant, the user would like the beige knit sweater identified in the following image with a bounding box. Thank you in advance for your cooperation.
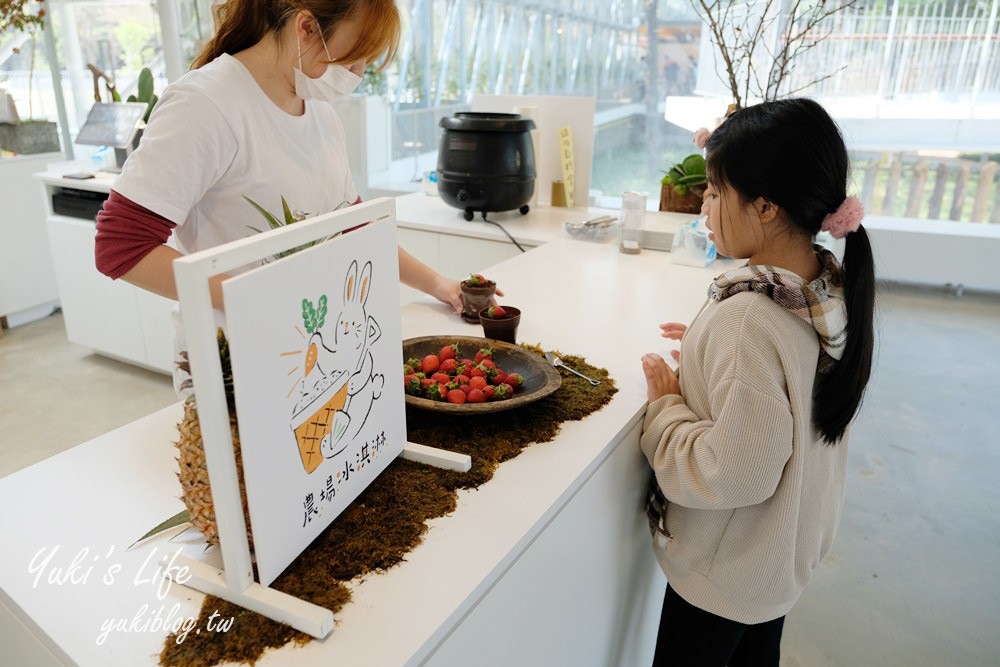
[641,290,849,624]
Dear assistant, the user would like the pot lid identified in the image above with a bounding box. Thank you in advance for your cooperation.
[439,112,536,132]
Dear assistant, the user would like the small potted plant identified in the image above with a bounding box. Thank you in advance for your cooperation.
[479,304,520,344]
[0,0,59,155]
[659,153,707,214]
[460,273,496,323]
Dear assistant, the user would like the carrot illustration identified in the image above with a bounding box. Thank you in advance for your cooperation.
[305,342,318,376]
[301,295,328,376]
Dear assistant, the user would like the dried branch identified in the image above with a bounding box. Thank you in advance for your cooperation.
[690,0,859,105]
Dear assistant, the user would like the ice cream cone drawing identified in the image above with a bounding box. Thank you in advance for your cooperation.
[289,260,384,473]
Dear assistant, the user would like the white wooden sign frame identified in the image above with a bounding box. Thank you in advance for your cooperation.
[167,197,470,638]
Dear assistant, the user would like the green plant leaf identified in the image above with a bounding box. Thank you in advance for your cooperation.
[244,196,284,230]
[128,509,190,550]
[137,67,154,102]
[281,196,296,226]
[145,94,158,123]
[681,154,706,175]
[676,173,707,186]
[303,298,317,333]
[317,295,328,329]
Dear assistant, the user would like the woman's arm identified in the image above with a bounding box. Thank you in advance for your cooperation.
[397,246,462,312]
[96,189,227,310]
[119,245,227,310]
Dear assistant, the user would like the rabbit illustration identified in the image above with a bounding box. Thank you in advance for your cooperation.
[317,260,384,458]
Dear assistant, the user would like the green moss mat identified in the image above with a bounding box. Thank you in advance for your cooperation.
[160,347,616,666]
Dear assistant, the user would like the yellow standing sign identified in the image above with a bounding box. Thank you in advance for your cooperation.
[558,126,575,208]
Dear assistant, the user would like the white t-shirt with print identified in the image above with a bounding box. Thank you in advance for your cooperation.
[114,53,358,255]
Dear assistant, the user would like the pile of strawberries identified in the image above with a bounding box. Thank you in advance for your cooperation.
[404,343,525,404]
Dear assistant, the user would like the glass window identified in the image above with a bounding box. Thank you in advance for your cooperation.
[2,0,174,155]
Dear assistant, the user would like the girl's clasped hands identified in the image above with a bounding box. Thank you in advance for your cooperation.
[641,322,685,401]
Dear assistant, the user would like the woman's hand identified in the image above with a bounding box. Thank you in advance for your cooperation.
[432,275,464,313]
[642,353,681,401]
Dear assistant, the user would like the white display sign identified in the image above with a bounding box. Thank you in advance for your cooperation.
[222,221,405,586]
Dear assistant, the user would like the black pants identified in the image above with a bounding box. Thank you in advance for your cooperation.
[651,584,785,667]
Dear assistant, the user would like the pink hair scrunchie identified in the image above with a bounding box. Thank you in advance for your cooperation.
[821,196,864,239]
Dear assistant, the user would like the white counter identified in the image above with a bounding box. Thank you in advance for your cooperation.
[0,235,732,666]
[394,190,695,250]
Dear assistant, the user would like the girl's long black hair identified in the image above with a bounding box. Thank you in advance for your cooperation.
[706,98,875,444]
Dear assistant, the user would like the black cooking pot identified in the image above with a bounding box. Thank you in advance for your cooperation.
[437,112,536,221]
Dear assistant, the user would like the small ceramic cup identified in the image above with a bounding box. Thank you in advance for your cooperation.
[479,306,521,344]
[460,279,497,323]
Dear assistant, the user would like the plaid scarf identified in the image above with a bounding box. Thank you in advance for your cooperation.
[708,246,848,372]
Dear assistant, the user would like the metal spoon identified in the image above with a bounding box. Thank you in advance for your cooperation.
[544,352,601,385]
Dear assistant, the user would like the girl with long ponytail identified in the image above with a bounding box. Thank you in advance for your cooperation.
[639,98,875,665]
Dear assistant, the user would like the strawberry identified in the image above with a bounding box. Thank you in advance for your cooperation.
[468,375,488,390]
[493,383,512,400]
[475,348,494,363]
[465,273,492,287]
[483,385,496,400]
[424,383,448,401]
[439,344,459,361]
[505,372,525,390]
[491,371,508,385]
[439,358,458,374]
[460,383,472,394]
[404,375,422,395]
[420,377,435,388]
[454,374,471,386]
[447,389,467,404]
[405,357,421,369]
[468,364,488,378]
[467,388,486,403]
[403,363,414,376]
[485,305,506,319]
[422,354,440,374]
[431,372,450,384]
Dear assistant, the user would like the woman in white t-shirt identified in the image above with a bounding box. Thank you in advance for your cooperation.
[96,0,466,393]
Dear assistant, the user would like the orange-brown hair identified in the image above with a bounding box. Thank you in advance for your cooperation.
[192,0,400,71]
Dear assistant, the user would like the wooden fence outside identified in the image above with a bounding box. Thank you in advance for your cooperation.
[854,153,1000,223]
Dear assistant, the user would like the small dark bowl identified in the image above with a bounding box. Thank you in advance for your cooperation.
[479,306,521,344]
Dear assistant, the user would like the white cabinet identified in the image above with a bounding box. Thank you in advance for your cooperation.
[0,154,61,324]
[36,171,175,374]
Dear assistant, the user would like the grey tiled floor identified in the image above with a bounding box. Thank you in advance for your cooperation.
[1,282,998,665]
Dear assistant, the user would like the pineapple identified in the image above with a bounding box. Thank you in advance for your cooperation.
[174,329,253,546]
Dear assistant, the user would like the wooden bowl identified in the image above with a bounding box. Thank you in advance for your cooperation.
[402,335,561,414]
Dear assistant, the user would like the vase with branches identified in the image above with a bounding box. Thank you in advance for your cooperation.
[691,0,859,109]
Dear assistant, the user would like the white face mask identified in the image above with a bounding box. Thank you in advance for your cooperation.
[294,33,362,104]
